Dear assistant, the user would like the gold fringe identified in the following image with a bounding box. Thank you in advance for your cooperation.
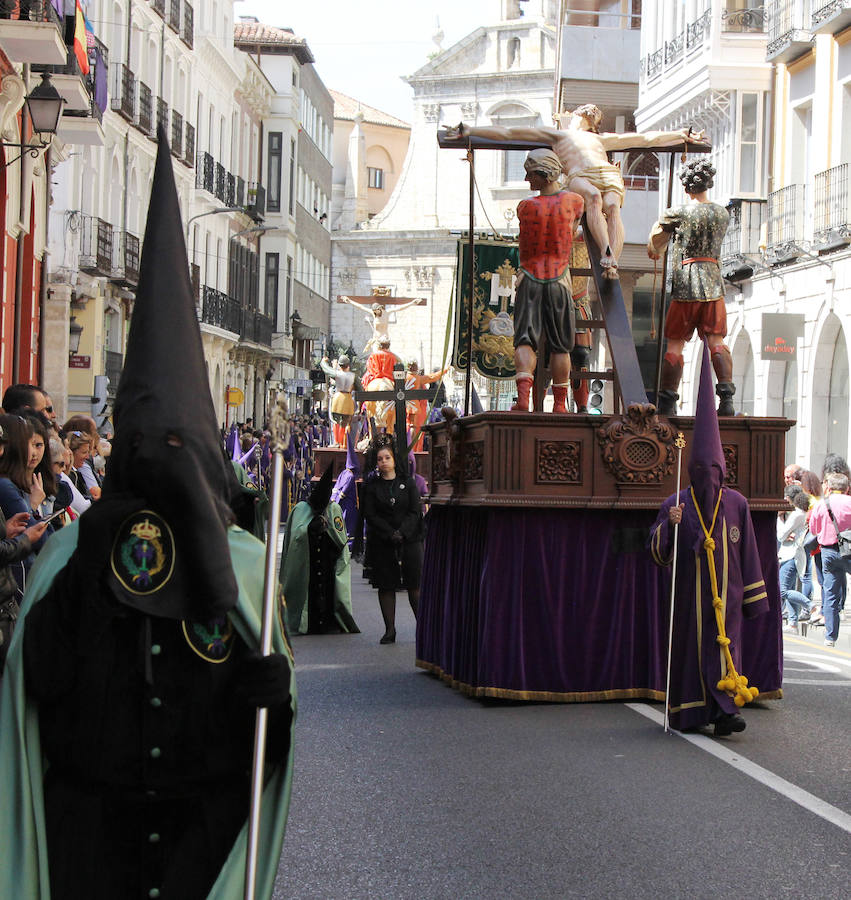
[415,660,666,703]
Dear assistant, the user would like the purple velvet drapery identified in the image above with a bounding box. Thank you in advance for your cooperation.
[417,506,783,702]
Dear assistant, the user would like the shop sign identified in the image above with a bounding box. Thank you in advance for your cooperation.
[761,313,805,361]
[69,355,91,369]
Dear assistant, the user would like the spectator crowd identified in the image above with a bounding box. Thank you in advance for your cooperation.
[779,453,851,647]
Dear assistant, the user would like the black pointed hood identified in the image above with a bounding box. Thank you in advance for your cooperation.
[103,128,238,619]
[308,466,334,513]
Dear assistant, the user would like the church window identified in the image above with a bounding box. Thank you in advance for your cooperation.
[368,167,384,189]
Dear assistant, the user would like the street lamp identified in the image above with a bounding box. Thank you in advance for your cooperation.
[69,316,83,355]
[1,73,65,168]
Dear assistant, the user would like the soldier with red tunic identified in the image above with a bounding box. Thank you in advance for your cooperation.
[360,341,397,387]
[512,149,584,413]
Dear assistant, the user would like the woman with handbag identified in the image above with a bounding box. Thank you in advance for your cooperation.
[361,436,424,644]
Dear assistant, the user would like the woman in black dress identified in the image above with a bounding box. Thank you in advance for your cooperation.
[361,437,424,644]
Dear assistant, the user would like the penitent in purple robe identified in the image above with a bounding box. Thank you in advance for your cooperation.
[331,422,361,547]
[650,487,769,729]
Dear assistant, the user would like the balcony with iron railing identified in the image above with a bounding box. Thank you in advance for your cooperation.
[110,230,141,288]
[170,110,183,158]
[181,1,193,48]
[721,5,767,33]
[225,172,235,206]
[136,81,152,134]
[79,215,114,276]
[105,350,123,397]
[720,199,767,281]
[151,0,166,19]
[196,150,214,192]
[168,0,180,33]
[766,183,806,263]
[109,62,135,122]
[156,96,169,134]
[766,0,813,62]
[246,182,265,222]
[215,162,226,202]
[814,164,851,250]
[0,0,65,66]
[201,286,241,334]
[240,308,273,347]
[183,121,195,168]
[812,1,851,35]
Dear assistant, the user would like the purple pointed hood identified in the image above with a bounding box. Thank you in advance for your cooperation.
[688,340,726,518]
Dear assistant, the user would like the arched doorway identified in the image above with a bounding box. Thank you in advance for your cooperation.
[827,330,849,460]
[732,331,755,415]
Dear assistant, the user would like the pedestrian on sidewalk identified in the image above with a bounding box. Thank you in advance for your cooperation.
[777,486,811,633]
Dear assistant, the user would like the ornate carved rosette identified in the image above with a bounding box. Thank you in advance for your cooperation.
[463,441,484,481]
[596,404,677,484]
[433,445,450,483]
[536,440,581,484]
[723,444,738,486]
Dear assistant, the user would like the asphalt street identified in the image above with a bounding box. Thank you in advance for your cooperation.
[272,560,851,900]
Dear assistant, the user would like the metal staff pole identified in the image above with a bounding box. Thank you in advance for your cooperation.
[653,152,677,405]
[664,431,687,734]
[464,145,475,417]
[244,396,290,900]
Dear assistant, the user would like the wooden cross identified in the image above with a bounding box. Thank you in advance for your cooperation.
[354,371,439,466]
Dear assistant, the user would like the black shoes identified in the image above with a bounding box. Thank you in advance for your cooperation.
[379,628,396,645]
[713,713,746,736]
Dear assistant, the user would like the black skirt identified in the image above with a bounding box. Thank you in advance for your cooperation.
[365,536,423,591]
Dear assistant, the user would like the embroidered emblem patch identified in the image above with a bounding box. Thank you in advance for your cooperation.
[182,615,235,663]
[333,515,344,532]
[730,526,741,544]
[110,510,175,595]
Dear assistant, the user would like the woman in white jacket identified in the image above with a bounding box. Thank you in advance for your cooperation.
[777,485,812,633]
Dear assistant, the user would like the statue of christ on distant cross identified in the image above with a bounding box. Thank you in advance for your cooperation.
[339,295,425,353]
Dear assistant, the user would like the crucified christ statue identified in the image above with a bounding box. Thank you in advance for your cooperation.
[339,295,424,353]
[444,104,705,279]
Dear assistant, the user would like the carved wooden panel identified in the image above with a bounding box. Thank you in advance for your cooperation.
[723,444,738,486]
[597,404,677,484]
[535,439,581,484]
[494,427,522,492]
[433,444,449,482]
[464,441,484,481]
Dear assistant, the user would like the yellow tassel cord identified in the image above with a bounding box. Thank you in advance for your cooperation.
[689,486,760,708]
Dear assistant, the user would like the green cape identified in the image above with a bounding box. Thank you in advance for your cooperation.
[279,500,359,635]
[0,522,296,900]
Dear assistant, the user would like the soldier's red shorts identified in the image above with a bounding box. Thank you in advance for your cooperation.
[664,299,727,342]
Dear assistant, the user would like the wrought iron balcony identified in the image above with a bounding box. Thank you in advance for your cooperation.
[686,8,711,47]
[181,1,193,48]
[79,215,114,276]
[225,172,235,207]
[201,286,241,334]
[156,96,169,134]
[215,162,226,202]
[105,351,123,398]
[814,164,851,250]
[170,110,183,158]
[0,0,65,65]
[766,184,806,262]
[767,0,813,62]
[721,199,767,269]
[812,1,851,35]
[110,230,141,288]
[109,62,135,122]
[241,308,273,347]
[183,121,195,168]
[196,150,214,192]
[137,81,153,134]
[722,5,767,32]
[151,0,166,19]
[246,182,265,222]
[168,0,180,33]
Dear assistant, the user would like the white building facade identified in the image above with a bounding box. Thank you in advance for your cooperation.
[638,1,851,469]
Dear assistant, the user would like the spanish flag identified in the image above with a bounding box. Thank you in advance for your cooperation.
[73,0,90,76]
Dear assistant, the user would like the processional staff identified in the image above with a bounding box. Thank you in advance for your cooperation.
[664,431,686,734]
[244,396,291,899]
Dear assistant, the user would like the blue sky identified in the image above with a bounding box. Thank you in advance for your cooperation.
[234,0,498,121]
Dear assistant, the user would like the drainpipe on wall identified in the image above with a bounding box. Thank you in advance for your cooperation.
[12,63,30,380]
[37,145,51,387]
